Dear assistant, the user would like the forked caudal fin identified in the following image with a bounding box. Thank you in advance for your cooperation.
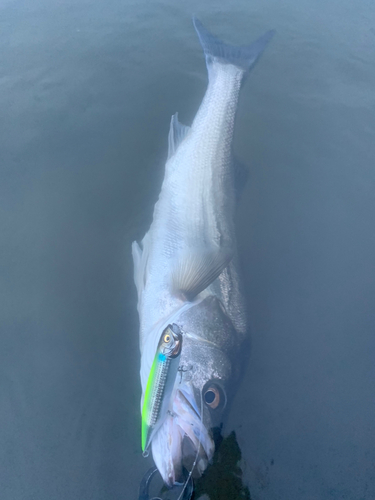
[193,16,275,73]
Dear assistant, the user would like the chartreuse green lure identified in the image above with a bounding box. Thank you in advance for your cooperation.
[142,324,183,456]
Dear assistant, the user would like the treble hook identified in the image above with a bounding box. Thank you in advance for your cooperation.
[138,466,194,500]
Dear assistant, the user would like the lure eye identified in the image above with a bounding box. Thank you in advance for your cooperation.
[159,324,182,357]
[204,386,220,409]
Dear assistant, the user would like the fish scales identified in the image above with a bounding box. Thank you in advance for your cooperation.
[132,17,274,485]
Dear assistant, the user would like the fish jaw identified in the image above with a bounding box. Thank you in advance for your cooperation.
[143,295,243,485]
[151,387,215,487]
[151,415,183,487]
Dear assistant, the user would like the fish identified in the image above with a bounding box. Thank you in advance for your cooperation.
[132,17,274,486]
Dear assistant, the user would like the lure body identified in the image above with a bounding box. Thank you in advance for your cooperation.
[141,324,182,455]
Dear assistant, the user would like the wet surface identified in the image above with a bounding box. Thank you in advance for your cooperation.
[1,0,375,498]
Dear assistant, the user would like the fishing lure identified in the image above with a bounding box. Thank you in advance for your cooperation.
[142,323,183,456]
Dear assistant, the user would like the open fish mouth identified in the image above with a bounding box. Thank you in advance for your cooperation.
[151,386,215,487]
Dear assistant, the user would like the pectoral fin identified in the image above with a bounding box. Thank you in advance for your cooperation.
[172,248,232,301]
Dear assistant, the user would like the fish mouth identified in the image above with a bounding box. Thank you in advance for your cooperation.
[151,386,215,487]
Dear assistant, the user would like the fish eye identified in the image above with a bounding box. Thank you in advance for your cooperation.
[163,334,171,343]
[204,386,220,409]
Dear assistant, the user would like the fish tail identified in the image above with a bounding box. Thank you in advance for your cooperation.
[193,16,275,75]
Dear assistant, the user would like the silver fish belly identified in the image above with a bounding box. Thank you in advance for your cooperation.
[132,17,274,486]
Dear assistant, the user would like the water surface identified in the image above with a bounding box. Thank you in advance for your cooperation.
[1,0,375,498]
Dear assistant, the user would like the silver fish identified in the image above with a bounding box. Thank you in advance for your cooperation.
[132,18,274,486]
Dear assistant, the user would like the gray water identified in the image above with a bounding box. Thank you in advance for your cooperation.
[1,0,375,499]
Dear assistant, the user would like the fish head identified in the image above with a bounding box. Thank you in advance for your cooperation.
[151,295,246,486]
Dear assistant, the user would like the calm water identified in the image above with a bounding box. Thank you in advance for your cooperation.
[1,0,375,498]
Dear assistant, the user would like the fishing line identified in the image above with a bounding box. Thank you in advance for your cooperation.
[176,387,204,500]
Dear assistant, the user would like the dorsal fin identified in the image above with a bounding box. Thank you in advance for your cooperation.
[168,113,190,159]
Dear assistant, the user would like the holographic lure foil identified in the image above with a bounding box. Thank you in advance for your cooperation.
[141,324,183,454]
